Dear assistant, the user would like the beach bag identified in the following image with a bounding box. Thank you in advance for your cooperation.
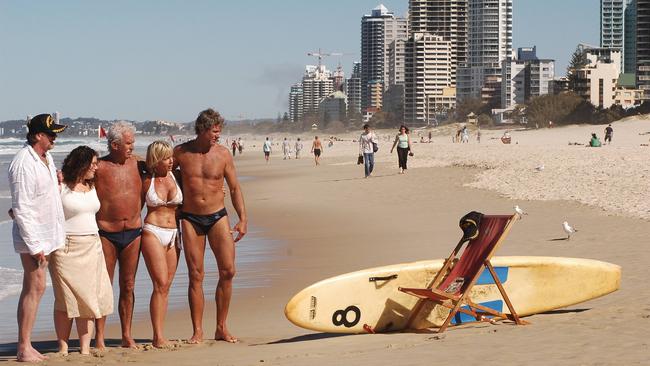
[357,154,364,165]
[372,142,379,153]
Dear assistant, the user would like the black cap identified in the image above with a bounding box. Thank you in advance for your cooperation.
[28,114,67,135]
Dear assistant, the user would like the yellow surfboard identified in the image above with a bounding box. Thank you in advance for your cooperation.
[285,256,621,333]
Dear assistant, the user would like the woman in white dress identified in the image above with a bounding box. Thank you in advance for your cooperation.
[141,141,182,348]
[50,146,113,355]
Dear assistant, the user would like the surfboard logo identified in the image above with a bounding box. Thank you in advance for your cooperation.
[332,306,361,328]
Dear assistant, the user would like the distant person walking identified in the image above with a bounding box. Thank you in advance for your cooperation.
[237,138,244,154]
[461,126,469,143]
[50,146,113,356]
[263,137,272,163]
[295,138,303,159]
[231,139,238,156]
[604,124,613,144]
[359,124,378,178]
[311,136,323,166]
[9,114,68,362]
[282,138,291,160]
[390,125,413,174]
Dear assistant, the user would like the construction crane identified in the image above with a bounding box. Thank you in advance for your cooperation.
[307,48,344,68]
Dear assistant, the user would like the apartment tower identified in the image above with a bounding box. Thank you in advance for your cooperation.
[360,4,409,112]
[457,0,512,105]
[601,0,637,74]
[404,33,452,124]
[637,0,650,100]
[408,0,467,85]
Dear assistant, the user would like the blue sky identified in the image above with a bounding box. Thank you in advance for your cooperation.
[0,0,598,122]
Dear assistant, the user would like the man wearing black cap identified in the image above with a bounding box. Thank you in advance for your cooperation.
[8,113,67,362]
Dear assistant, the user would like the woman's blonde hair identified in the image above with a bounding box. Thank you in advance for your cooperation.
[146,140,173,172]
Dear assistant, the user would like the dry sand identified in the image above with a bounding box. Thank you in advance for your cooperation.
[3,117,650,365]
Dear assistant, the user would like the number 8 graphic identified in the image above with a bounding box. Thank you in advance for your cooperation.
[332,306,361,328]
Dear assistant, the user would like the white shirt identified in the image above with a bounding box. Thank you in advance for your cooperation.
[263,140,272,152]
[9,144,66,255]
[61,185,100,235]
[359,131,377,154]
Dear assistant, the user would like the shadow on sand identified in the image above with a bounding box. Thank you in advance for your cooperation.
[260,333,352,345]
[0,338,151,360]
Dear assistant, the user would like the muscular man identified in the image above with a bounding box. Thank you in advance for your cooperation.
[94,121,145,349]
[174,108,247,343]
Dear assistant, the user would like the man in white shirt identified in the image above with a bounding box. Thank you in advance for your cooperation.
[359,124,377,178]
[8,113,67,362]
[282,138,291,160]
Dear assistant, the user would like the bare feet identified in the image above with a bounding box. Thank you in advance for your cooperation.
[215,326,238,343]
[57,340,69,356]
[94,337,106,351]
[152,338,170,349]
[121,336,138,349]
[186,330,203,344]
[17,346,47,362]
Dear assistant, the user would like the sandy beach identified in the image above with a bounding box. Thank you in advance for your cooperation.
[2,117,649,365]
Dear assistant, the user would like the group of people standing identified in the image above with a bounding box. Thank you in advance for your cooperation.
[263,136,323,166]
[9,109,248,362]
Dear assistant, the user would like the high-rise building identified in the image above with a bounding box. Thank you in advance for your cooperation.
[404,33,452,124]
[301,65,334,116]
[388,39,407,87]
[575,61,620,109]
[288,84,303,123]
[601,0,637,74]
[408,0,468,85]
[637,0,650,100]
[457,0,512,105]
[346,62,362,116]
[624,0,638,73]
[502,47,555,108]
[360,4,409,112]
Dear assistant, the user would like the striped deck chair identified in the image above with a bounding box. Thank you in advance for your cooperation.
[399,214,528,333]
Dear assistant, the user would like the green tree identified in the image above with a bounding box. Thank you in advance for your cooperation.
[566,46,588,92]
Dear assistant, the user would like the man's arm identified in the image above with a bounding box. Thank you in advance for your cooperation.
[9,165,43,256]
[223,151,247,242]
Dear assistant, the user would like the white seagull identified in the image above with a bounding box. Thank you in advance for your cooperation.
[514,205,528,218]
[534,164,545,172]
[562,221,578,240]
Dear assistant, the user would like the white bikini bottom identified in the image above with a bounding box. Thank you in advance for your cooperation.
[143,224,181,250]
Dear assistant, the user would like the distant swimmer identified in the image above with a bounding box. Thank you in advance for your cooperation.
[311,136,323,166]
[263,137,272,163]
[95,121,146,349]
[174,108,247,344]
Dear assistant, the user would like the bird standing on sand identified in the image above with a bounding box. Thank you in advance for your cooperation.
[535,164,545,172]
[514,205,528,218]
[563,221,578,240]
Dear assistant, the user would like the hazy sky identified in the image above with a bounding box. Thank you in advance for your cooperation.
[0,0,598,122]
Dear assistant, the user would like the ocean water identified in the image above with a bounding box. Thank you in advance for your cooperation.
[0,136,282,344]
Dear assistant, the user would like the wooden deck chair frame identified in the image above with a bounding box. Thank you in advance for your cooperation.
[399,214,528,333]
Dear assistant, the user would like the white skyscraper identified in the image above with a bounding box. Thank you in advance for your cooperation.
[360,4,409,112]
[457,0,512,105]
[408,0,468,85]
[288,84,303,123]
[404,33,453,124]
[601,0,637,74]
[301,65,334,116]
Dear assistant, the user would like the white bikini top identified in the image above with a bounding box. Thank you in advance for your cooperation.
[146,173,183,208]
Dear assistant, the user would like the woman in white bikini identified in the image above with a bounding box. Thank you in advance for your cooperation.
[141,141,183,348]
